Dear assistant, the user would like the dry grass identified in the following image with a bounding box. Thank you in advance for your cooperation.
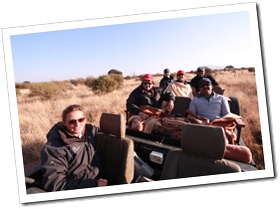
[17,69,264,170]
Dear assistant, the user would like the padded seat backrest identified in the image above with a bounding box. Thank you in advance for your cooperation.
[95,113,134,185]
[181,123,226,159]
[171,96,191,116]
[161,123,240,180]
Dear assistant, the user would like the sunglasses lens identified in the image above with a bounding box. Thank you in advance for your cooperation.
[78,118,85,123]
[68,118,85,124]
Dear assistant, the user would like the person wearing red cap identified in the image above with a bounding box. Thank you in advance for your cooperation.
[126,73,175,119]
[164,70,193,99]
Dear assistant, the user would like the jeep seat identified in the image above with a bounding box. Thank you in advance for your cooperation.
[171,96,191,116]
[161,123,241,180]
[95,113,134,185]
[25,113,135,193]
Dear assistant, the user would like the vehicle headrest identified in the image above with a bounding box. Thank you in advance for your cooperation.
[181,123,226,159]
[100,113,126,138]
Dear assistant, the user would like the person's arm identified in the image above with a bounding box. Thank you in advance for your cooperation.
[161,87,175,102]
[159,78,165,89]
[191,86,198,96]
[126,88,142,115]
[190,77,200,96]
[187,100,210,124]
[221,96,231,117]
[208,75,219,86]
[41,126,102,191]
[187,84,194,99]
[185,109,210,124]
[41,144,100,191]
[164,83,176,96]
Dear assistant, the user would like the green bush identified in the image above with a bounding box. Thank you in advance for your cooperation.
[29,81,64,100]
[15,81,31,89]
[109,74,124,89]
[90,74,124,94]
[84,76,96,88]
[70,78,85,86]
[69,79,79,86]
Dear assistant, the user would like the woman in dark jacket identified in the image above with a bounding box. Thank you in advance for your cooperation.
[126,74,175,118]
[40,104,107,192]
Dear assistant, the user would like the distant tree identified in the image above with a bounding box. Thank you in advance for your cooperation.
[15,81,31,89]
[225,65,234,69]
[108,69,123,76]
[248,67,255,72]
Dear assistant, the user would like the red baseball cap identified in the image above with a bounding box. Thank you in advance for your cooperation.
[177,70,185,75]
[143,74,154,81]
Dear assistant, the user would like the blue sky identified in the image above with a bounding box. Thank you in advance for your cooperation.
[10,11,254,82]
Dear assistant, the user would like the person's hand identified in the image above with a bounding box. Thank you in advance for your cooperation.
[97,178,108,187]
[166,100,174,114]
[223,113,242,119]
[193,91,200,97]
[185,109,210,124]
[200,116,210,125]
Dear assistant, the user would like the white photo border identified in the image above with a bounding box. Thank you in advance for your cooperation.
[2,2,274,204]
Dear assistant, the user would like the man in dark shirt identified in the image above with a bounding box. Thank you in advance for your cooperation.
[190,66,219,96]
[159,68,174,91]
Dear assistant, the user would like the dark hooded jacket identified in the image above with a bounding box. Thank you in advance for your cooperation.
[159,75,174,90]
[126,84,175,115]
[190,74,219,93]
[40,122,102,191]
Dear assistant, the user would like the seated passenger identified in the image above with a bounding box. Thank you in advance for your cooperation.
[188,77,230,122]
[187,78,252,163]
[165,70,193,99]
[40,104,108,192]
[190,66,219,97]
[126,74,175,131]
[126,74,175,117]
[159,68,174,91]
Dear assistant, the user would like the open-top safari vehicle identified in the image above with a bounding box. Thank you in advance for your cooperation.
[25,87,258,193]
[127,87,258,180]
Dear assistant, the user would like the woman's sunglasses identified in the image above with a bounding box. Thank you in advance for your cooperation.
[68,117,86,125]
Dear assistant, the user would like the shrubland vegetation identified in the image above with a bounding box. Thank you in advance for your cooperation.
[16,68,264,170]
